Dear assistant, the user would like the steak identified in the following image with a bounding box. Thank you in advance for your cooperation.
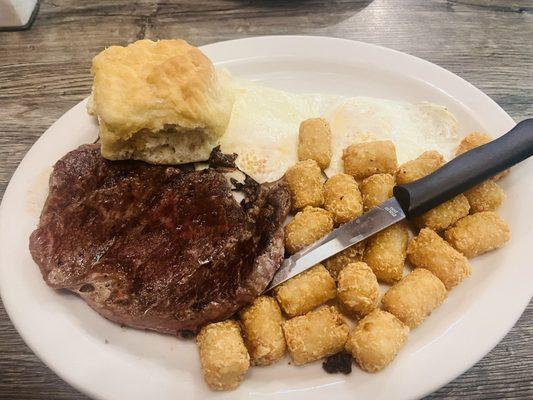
[29,144,290,336]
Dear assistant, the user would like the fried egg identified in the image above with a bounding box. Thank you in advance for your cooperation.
[220,81,459,183]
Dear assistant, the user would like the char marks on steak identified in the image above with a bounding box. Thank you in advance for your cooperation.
[29,144,290,335]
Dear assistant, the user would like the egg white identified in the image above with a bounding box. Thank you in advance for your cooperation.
[220,81,459,183]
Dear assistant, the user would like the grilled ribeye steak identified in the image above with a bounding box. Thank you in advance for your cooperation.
[29,144,290,335]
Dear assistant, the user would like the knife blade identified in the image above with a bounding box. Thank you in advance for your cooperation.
[266,197,405,291]
[266,118,533,292]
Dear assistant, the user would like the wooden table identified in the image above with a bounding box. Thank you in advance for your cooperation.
[1,1,532,398]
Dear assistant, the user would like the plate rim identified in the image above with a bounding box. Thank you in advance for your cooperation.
[0,35,530,400]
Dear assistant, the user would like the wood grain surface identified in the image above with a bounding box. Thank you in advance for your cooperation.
[0,1,532,399]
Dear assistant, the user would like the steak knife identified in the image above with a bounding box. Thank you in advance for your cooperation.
[266,118,533,291]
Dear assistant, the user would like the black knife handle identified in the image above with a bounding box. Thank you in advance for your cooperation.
[394,118,533,218]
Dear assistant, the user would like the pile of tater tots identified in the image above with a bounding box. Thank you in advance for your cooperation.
[196,120,511,390]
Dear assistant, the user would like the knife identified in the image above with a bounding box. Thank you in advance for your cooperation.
[266,118,533,291]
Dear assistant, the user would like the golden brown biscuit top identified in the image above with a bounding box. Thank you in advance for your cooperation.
[91,39,233,141]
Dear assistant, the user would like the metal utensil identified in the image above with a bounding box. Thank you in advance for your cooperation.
[267,118,533,291]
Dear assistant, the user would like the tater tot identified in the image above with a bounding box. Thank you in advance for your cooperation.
[282,306,349,365]
[444,211,510,258]
[342,140,398,180]
[381,268,447,328]
[323,174,363,224]
[298,118,332,170]
[285,207,334,254]
[413,194,470,231]
[324,241,366,280]
[345,309,409,373]
[337,262,379,317]
[407,228,471,290]
[455,132,509,180]
[360,173,395,211]
[274,264,336,317]
[239,296,286,366]
[455,131,492,156]
[464,180,505,213]
[395,150,445,185]
[197,320,250,391]
[285,160,324,211]
[363,223,409,284]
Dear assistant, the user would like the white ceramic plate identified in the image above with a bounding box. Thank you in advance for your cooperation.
[0,36,531,400]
